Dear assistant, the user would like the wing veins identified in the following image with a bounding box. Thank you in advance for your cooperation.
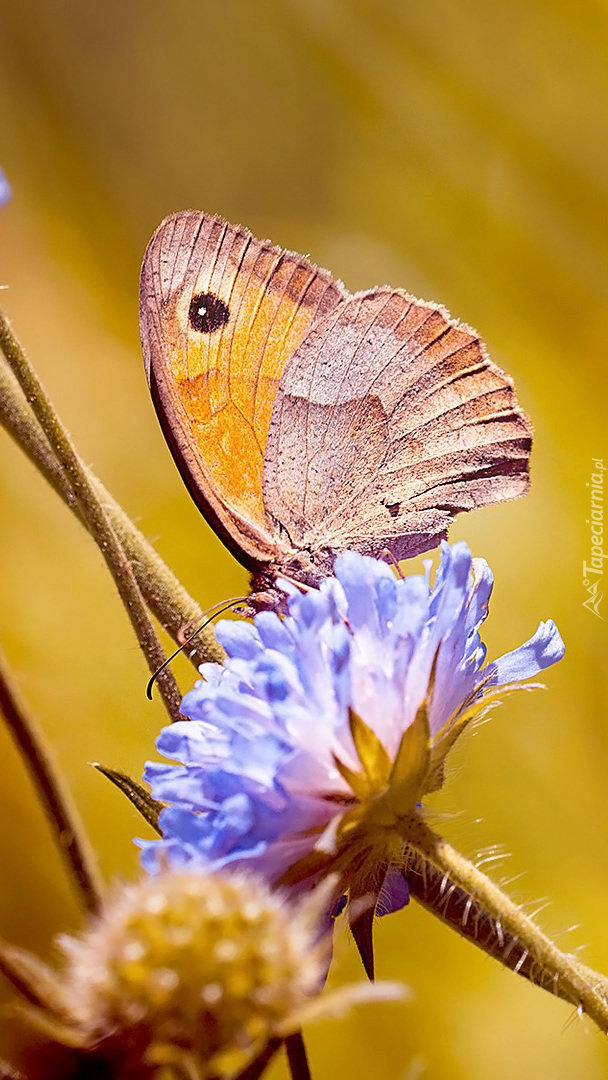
[184,218,229,384]
[301,302,450,519]
[302,293,412,515]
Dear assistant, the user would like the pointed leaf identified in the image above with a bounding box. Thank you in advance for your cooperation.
[0,938,57,1010]
[332,752,371,801]
[349,709,392,790]
[10,1001,88,1049]
[277,848,337,889]
[93,763,164,833]
[349,901,376,980]
[387,704,431,814]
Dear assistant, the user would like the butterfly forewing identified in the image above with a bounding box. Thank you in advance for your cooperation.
[140,210,346,569]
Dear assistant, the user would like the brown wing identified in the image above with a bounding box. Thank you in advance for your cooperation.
[140,211,347,569]
[263,289,532,572]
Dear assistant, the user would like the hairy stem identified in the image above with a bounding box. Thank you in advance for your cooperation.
[403,813,608,1033]
[0,647,103,913]
[0,312,229,721]
[0,311,183,721]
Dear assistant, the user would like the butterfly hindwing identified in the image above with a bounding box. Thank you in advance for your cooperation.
[263,289,532,570]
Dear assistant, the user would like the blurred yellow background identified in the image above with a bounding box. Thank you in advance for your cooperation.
[0,1,607,1077]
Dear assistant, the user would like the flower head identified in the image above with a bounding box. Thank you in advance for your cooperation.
[141,543,564,938]
[8,869,399,1079]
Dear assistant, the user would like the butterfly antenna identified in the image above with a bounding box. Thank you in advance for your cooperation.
[382,547,404,579]
[146,597,247,701]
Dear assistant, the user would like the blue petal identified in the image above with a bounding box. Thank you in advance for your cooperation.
[152,716,293,794]
[291,588,332,632]
[467,558,494,630]
[488,620,565,684]
[254,652,303,704]
[215,619,263,660]
[392,574,429,640]
[377,867,410,915]
[334,550,397,635]
[137,836,197,873]
[254,611,295,655]
[156,720,228,763]
[213,792,255,840]
[143,761,219,808]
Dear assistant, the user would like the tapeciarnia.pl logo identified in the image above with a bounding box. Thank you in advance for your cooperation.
[582,458,605,619]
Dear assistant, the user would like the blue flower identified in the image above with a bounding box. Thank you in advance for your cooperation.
[139,543,564,927]
[0,169,10,206]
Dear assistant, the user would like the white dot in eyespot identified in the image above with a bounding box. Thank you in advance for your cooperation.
[198,306,207,317]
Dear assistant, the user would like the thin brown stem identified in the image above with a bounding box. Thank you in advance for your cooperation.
[284,1032,312,1080]
[0,311,181,721]
[0,647,103,913]
[230,1039,283,1080]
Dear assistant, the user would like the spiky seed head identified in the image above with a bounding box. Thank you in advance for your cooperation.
[55,869,330,1077]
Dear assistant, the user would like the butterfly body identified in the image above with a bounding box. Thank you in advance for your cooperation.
[140,211,532,596]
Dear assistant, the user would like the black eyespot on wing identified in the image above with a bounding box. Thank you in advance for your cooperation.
[188,293,230,333]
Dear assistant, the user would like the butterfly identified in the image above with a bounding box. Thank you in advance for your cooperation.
[140,211,531,598]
